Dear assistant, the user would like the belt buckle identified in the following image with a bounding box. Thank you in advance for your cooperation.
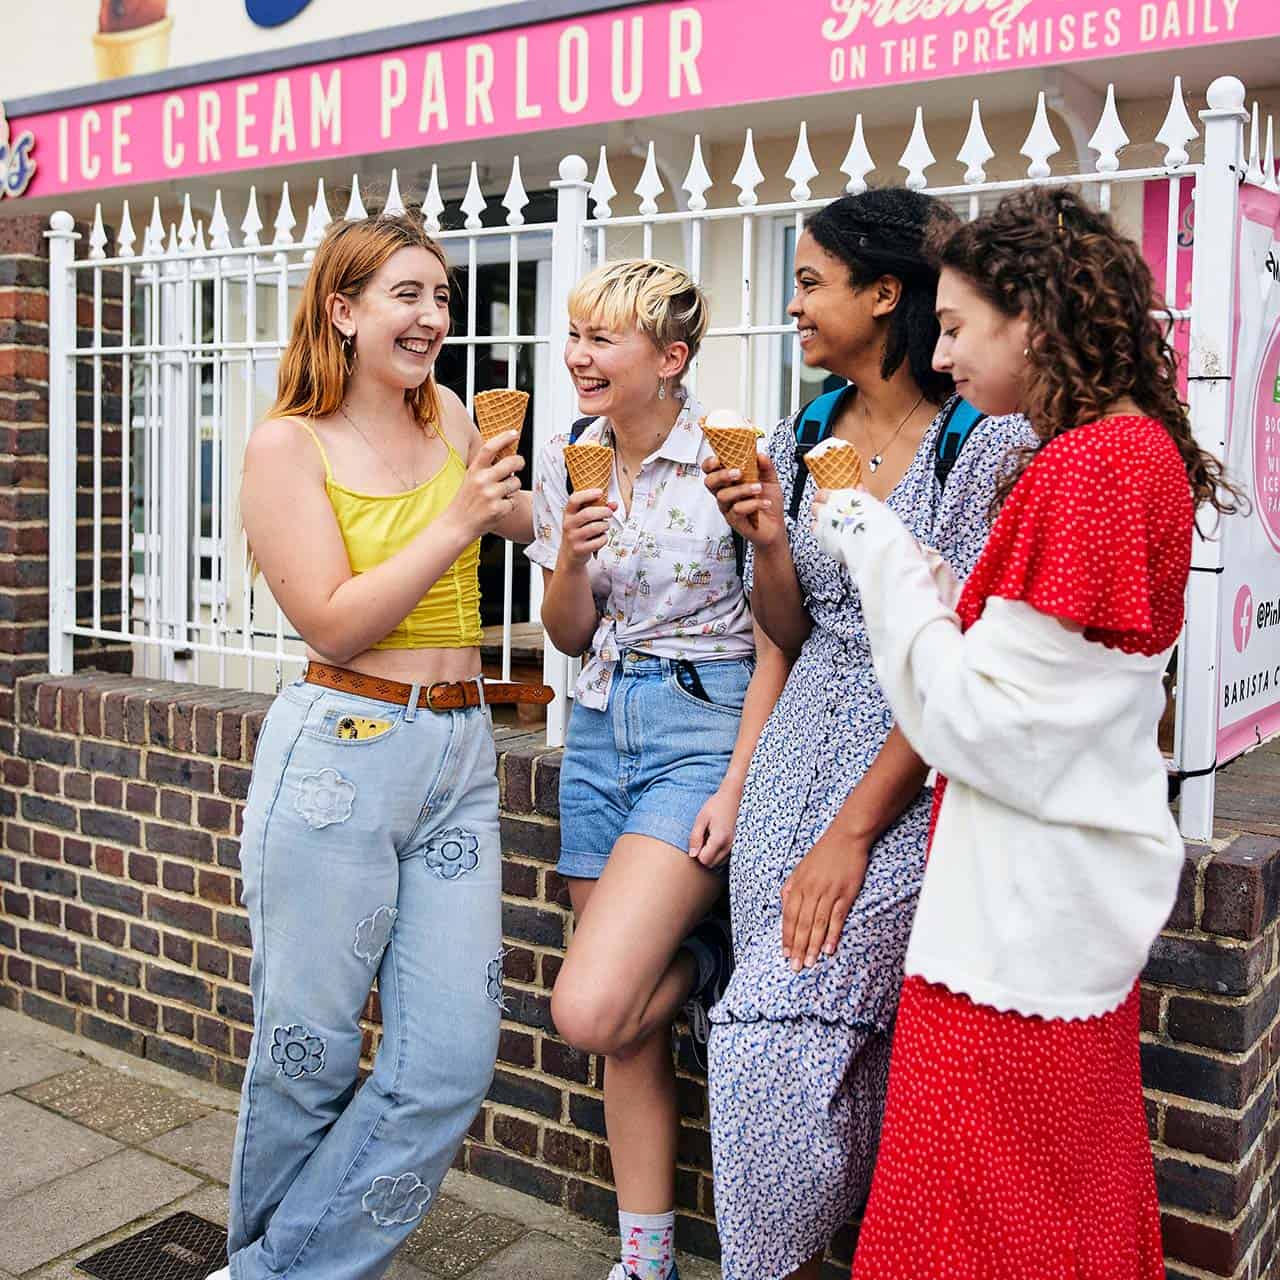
[425,681,452,711]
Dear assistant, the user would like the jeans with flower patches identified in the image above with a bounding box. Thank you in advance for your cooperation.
[227,678,503,1280]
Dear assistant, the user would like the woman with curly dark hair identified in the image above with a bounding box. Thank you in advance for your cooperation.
[701,188,1033,1280]
[812,184,1238,1279]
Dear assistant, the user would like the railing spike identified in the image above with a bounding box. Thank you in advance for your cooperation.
[1156,76,1198,169]
[117,199,136,259]
[898,106,936,191]
[177,193,196,252]
[423,165,445,233]
[461,162,487,229]
[785,122,820,201]
[1246,102,1265,186]
[273,181,296,245]
[732,129,765,208]
[682,134,712,212]
[840,114,874,195]
[345,175,367,221]
[503,156,530,227]
[957,100,995,185]
[1265,117,1278,194]
[311,177,331,238]
[590,145,617,219]
[1020,91,1061,180]
[89,203,108,260]
[635,141,665,216]
[384,168,406,216]
[145,197,164,257]
[1088,83,1129,174]
[241,186,263,248]
[208,190,231,252]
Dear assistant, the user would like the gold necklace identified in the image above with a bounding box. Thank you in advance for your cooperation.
[338,403,417,490]
[863,391,926,472]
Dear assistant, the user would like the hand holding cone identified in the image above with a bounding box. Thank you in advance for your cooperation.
[805,440,864,490]
[473,389,529,460]
[564,443,614,493]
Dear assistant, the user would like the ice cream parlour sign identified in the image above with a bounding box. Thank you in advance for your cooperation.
[10,0,1277,199]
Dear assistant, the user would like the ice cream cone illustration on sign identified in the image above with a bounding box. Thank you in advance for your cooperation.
[472,389,528,461]
[94,0,173,80]
[700,409,765,482]
[563,444,614,493]
[804,437,864,490]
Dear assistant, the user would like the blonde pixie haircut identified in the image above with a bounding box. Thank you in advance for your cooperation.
[568,259,709,376]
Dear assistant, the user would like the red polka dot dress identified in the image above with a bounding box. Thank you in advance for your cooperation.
[850,416,1194,1280]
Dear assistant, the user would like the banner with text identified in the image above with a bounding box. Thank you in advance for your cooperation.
[1217,185,1280,763]
[9,0,1277,199]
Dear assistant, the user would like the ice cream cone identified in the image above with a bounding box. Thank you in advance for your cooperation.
[563,444,614,493]
[473,389,528,460]
[92,16,173,79]
[805,441,865,490]
[701,426,762,483]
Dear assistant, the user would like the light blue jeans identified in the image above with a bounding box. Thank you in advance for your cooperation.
[228,678,503,1280]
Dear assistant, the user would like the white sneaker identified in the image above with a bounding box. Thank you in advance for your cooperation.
[205,1268,231,1279]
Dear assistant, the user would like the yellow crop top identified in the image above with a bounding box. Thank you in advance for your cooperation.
[296,420,483,649]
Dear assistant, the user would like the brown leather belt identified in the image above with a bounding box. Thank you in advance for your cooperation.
[303,662,554,711]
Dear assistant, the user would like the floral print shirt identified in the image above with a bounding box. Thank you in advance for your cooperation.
[526,396,755,709]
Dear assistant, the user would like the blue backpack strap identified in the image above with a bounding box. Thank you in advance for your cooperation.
[564,416,598,494]
[788,386,851,521]
[934,397,986,489]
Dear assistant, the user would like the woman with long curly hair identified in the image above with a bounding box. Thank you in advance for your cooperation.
[701,188,1032,1279]
[812,184,1238,1279]
[219,211,532,1280]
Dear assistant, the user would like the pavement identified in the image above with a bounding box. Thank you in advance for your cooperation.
[0,1008,721,1280]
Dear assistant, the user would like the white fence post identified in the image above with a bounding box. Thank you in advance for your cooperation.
[45,211,80,677]
[542,155,590,748]
[1177,75,1249,840]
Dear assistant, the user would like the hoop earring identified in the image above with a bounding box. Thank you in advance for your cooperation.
[342,333,355,377]
[657,378,667,401]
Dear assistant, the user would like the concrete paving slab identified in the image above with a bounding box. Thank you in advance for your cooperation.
[144,1109,238,1183]
[18,1062,209,1142]
[467,1232,612,1280]
[0,1035,84,1094]
[405,1193,484,1245]
[0,1147,201,1273]
[399,1212,527,1278]
[0,1095,119,1200]
[26,1184,232,1280]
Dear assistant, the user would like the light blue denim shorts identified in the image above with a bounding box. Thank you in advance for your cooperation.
[557,653,753,879]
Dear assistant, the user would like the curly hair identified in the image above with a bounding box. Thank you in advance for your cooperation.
[930,185,1238,515]
[805,188,957,405]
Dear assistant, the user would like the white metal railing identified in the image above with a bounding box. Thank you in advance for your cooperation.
[47,76,1269,835]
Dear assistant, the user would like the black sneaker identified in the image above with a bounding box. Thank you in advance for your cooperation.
[679,915,734,1072]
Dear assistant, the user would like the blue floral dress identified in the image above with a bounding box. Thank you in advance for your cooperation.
[706,397,1033,1280]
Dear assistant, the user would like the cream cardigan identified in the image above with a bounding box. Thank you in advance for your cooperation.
[814,490,1183,1021]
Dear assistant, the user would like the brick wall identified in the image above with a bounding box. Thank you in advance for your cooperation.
[0,672,720,1257]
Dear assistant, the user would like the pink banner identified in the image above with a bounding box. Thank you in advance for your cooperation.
[13,0,1275,199]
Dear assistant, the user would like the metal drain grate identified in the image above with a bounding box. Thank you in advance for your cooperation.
[75,1212,228,1280]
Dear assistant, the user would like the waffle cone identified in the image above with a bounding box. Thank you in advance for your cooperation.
[473,389,529,459]
[564,444,614,493]
[806,445,864,491]
[701,426,761,482]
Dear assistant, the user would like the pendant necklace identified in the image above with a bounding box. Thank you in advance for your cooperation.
[864,392,926,472]
[338,403,417,490]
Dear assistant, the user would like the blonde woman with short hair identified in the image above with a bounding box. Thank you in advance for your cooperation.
[221,211,533,1280]
[527,260,791,1280]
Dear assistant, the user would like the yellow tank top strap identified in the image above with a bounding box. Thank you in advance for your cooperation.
[290,417,333,483]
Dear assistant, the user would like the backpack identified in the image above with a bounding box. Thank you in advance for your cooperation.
[787,388,987,521]
[566,415,746,579]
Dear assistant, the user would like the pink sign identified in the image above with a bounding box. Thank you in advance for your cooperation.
[12,0,1276,199]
